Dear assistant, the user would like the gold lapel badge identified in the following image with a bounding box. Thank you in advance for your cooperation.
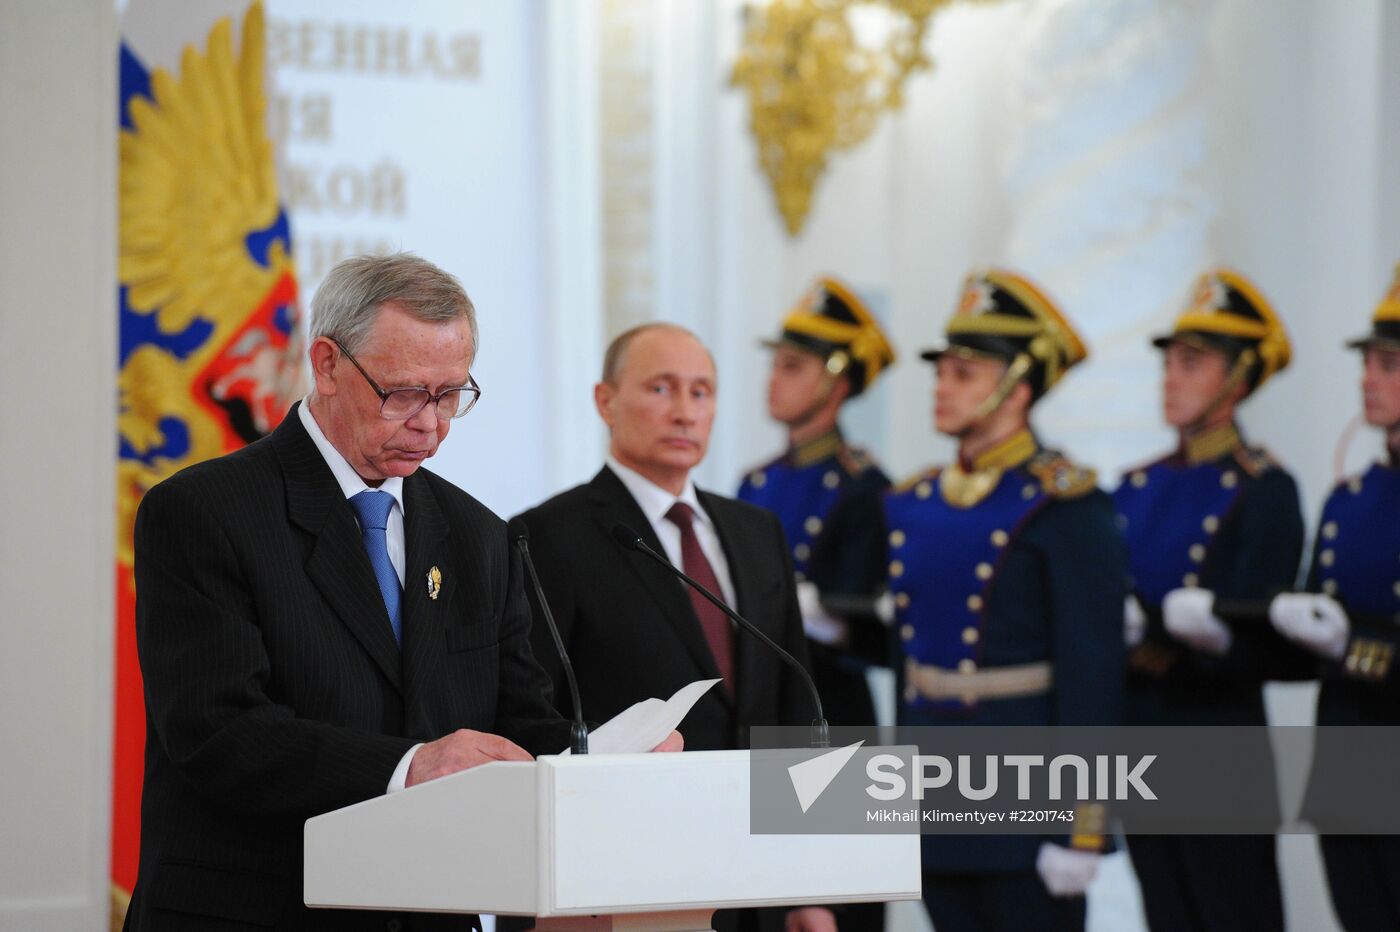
[427,566,442,601]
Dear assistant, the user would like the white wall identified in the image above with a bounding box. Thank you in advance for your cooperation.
[0,1,117,929]
[2,2,1396,929]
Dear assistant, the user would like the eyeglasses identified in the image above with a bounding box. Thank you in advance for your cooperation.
[333,340,481,420]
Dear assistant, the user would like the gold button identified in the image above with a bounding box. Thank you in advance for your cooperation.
[901,624,915,641]
[1189,544,1205,563]
[895,592,911,609]
[889,560,905,578]
[1323,579,1339,595]
[991,529,1009,547]
[794,543,811,561]
[1023,484,1038,500]
[1349,477,1364,494]
[823,470,840,489]
[1183,573,1199,587]
[967,594,984,612]
[804,516,823,536]
[916,480,933,499]
[748,471,766,489]
[958,658,977,673]
[889,529,906,548]
[962,626,979,645]
[1322,521,1339,540]
[1203,515,1219,533]
[1320,549,1335,567]
[1221,471,1238,489]
[975,562,993,580]
[1130,471,1148,488]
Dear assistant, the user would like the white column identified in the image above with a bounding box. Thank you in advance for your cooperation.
[544,0,607,490]
[0,1,117,929]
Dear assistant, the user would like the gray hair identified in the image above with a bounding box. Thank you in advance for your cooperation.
[309,253,478,357]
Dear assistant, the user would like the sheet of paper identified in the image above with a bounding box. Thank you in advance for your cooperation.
[560,678,720,755]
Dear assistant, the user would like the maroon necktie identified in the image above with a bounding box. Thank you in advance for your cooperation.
[665,502,735,695]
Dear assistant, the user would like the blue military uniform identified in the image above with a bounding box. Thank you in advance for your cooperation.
[1304,455,1400,932]
[738,275,896,932]
[1294,271,1400,932]
[885,269,1125,932]
[1115,268,1304,932]
[739,429,890,726]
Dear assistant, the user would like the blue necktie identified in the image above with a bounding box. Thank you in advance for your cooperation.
[350,490,402,645]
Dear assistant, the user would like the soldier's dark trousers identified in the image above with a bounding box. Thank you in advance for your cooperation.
[1128,834,1282,931]
[921,872,1085,932]
[1322,835,1400,932]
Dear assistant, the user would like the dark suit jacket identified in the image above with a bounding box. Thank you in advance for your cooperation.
[124,405,570,932]
[513,466,815,753]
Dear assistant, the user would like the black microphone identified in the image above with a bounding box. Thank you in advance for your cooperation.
[609,522,830,748]
[508,517,588,755]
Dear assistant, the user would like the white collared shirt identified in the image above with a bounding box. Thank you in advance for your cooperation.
[298,399,419,792]
[297,399,406,587]
[605,456,737,608]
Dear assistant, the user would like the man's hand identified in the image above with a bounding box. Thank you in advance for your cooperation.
[1124,593,1147,648]
[784,906,838,932]
[1271,593,1349,660]
[406,729,533,787]
[1036,842,1099,897]
[651,730,684,753]
[1162,587,1232,656]
[797,581,848,647]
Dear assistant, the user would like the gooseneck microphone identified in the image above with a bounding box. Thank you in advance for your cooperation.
[508,517,588,755]
[609,522,830,748]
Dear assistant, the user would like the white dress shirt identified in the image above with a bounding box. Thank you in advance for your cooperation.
[605,457,737,608]
[297,400,406,586]
[297,400,419,791]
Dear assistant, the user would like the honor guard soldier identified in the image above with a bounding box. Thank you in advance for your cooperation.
[884,269,1126,932]
[1114,268,1305,932]
[738,276,896,723]
[1270,264,1400,932]
[737,277,895,932]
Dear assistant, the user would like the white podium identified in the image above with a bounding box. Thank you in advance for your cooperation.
[305,750,920,930]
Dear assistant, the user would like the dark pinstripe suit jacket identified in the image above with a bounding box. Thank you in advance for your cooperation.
[513,466,815,753]
[124,405,570,932]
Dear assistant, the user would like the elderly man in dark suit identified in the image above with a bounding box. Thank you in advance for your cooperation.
[513,323,834,932]
[125,254,629,932]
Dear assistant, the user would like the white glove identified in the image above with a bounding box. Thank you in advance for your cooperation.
[1270,593,1349,660]
[1124,594,1147,648]
[1036,842,1100,897]
[1162,587,1232,656]
[796,580,848,646]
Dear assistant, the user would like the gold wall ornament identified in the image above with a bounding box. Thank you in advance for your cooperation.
[730,0,968,236]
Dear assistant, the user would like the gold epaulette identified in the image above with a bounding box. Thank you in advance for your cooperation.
[837,445,878,478]
[892,466,942,496]
[1344,637,1394,681]
[1027,451,1098,499]
[1233,445,1279,478]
